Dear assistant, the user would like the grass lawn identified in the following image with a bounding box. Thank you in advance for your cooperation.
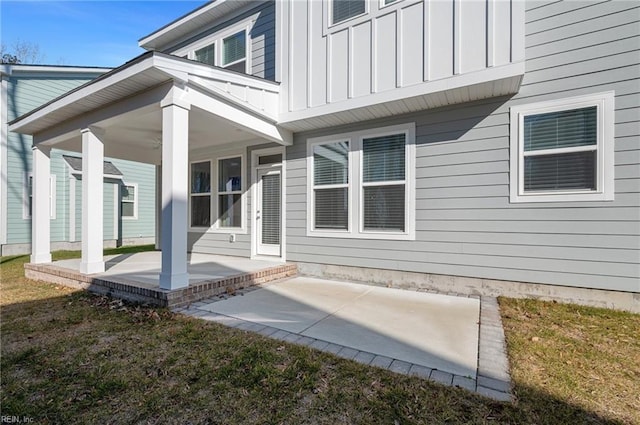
[1,248,638,424]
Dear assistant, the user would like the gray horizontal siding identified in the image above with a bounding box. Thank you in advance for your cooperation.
[188,232,251,258]
[284,0,640,293]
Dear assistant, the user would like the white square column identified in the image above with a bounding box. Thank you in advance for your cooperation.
[80,128,105,274]
[159,90,190,290]
[30,145,52,263]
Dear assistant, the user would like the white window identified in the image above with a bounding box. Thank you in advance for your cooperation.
[217,156,243,229]
[510,92,615,203]
[120,184,138,219]
[222,30,247,73]
[23,173,56,220]
[194,43,215,66]
[332,0,366,25]
[312,141,350,231]
[307,123,415,240]
[361,133,406,232]
[190,161,211,228]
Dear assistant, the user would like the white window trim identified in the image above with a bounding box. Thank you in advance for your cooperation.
[328,0,369,28]
[215,153,246,232]
[23,172,56,220]
[379,0,401,9]
[221,30,248,70]
[357,127,413,237]
[307,138,353,236]
[120,182,138,220]
[509,91,615,203]
[188,160,212,231]
[307,123,415,240]
[250,146,287,261]
[176,20,252,74]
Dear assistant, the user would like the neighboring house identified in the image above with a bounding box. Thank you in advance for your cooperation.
[0,64,156,255]
[9,1,639,304]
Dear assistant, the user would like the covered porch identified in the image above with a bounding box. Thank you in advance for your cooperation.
[9,52,291,291]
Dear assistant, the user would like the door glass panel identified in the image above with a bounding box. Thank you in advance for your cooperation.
[261,173,281,245]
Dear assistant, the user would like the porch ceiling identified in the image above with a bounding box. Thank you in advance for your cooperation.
[9,51,288,164]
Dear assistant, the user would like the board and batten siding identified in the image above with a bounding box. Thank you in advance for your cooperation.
[285,0,518,112]
[284,0,640,293]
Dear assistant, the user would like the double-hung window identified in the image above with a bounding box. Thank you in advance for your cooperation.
[308,123,415,239]
[120,184,137,219]
[190,161,211,227]
[312,141,350,230]
[222,30,246,73]
[510,92,614,202]
[362,134,406,232]
[218,156,242,228]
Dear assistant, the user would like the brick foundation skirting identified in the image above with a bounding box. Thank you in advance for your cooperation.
[24,263,298,308]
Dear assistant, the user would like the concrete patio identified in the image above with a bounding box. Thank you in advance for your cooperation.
[177,276,513,401]
[23,251,512,400]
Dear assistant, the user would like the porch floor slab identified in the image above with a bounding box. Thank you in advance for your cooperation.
[53,251,283,288]
[199,276,480,379]
[25,252,296,308]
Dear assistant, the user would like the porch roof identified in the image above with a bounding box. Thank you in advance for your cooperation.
[9,51,289,149]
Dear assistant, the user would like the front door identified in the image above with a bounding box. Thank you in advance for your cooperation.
[256,166,282,257]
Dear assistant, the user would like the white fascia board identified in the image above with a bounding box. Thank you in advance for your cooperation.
[279,62,525,125]
[154,54,279,92]
[9,55,158,134]
[139,0,244,49]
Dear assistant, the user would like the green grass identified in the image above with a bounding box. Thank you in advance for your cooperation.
[1,250,637,424]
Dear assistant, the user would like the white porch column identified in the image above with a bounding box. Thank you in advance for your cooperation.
[31,145,52,263]
[80,128,105,274]
[159,88,190,290]
[155,165,162,250]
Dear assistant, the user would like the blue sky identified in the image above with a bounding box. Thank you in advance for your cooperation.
[1,1,208,67]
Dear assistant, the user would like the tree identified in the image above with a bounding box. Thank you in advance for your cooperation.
[1,40,45,64]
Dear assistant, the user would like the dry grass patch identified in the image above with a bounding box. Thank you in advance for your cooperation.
[501,297,640,425]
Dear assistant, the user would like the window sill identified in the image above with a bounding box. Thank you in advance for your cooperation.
[307,229,415,240]
[510,191,614,203]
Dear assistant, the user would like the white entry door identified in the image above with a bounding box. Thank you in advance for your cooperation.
[256,167,282,257]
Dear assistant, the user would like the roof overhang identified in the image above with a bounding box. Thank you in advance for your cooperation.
[9,52,289,152]
[139,0,258,51]
[279,62,525,132]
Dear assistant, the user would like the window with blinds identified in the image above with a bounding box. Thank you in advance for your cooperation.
[190,161,211,227]
[261,173,281,245]
[510,92,614,203]
[218,157,242,228]
[194,43,215,66]
[313,141,349,230]
[523,107,597,192]
[222,31,246,73]
[332,0,366,25]
[362,134,406,231]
